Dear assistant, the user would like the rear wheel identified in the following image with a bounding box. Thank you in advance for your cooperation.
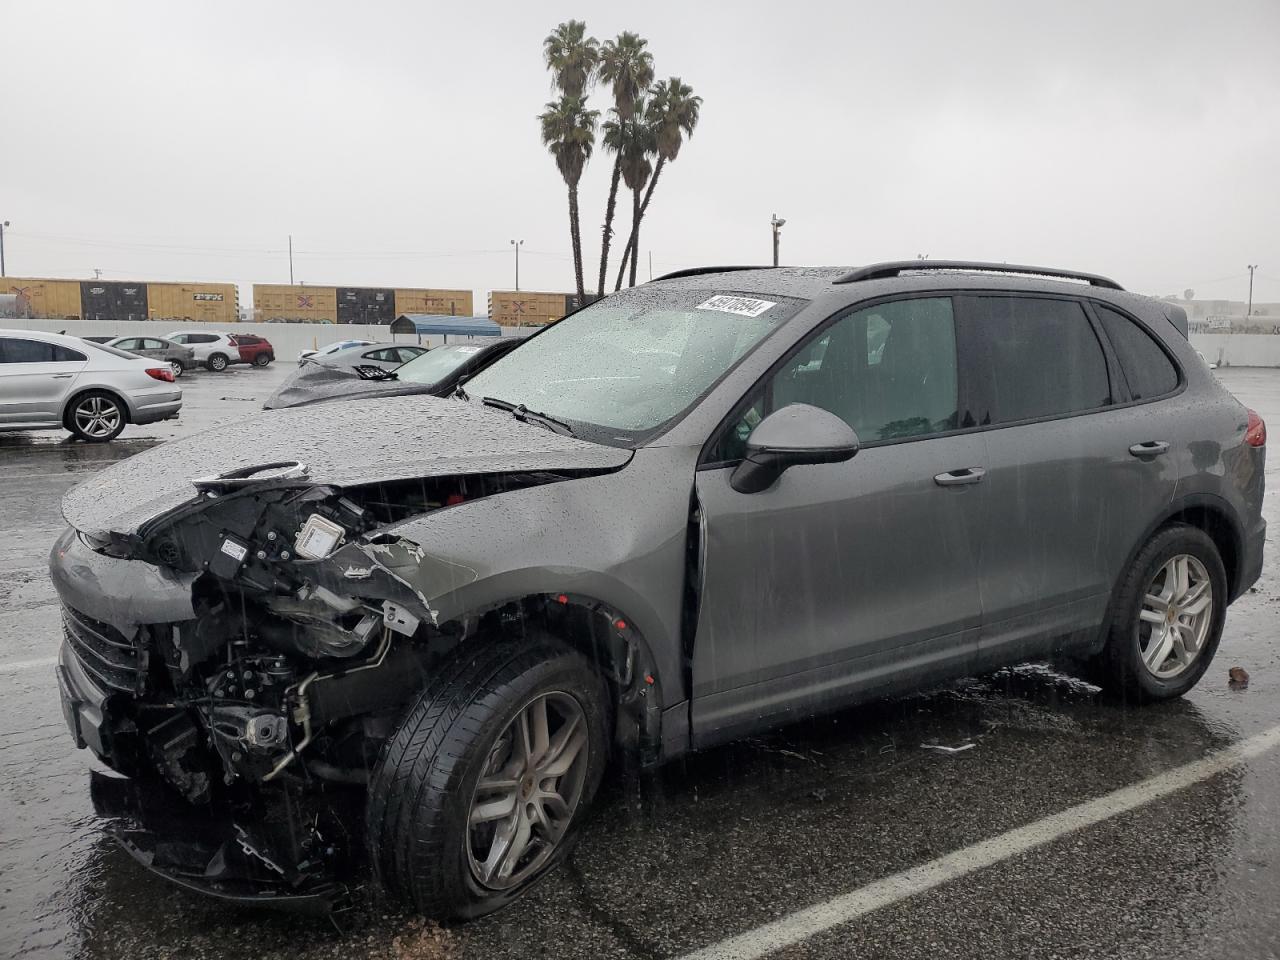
[1089,524,1227,701]
[252,353,271,367]
[206,352,229,372]
[67,391,126,442]
[169,360,185,378]
[366,638,610,919]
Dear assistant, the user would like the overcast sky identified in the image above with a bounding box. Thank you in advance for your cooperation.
[3,0,1277,307]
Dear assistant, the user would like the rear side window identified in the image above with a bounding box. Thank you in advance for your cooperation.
[1095,305,1179,400]
[0,338,85,363]
[963,296,1111,425]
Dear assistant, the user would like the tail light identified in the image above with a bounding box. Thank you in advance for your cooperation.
[1245,408,1266,447]
[145,367,175,383]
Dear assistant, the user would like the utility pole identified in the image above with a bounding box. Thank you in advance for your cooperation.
[1247,264,1257,318]
[0,220,8,277]
[770,213,786,267]
[289,235,294,285]
[510,239,523,291]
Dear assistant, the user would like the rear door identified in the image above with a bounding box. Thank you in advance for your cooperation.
[691,296,986,745]
[0,337,88,425]
[959,294,1181,665]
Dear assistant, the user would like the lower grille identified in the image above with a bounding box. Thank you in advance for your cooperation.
[62,605,144,694]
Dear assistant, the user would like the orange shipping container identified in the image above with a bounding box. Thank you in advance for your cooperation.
[393,288,473,317]
[146,282,238,324]
[487,290,571,327]
[252,285,338,324]
[1,277,83,319]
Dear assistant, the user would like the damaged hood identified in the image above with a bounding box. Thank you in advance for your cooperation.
[263,363,439,410]
[62,395,631,537]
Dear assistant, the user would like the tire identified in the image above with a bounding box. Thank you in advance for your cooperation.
[1088,524,1227,702]
[169,360,185,379]
[366,638,610,919]
[66,390,127,442]
[252,353,271,367]
[206,353,229,372]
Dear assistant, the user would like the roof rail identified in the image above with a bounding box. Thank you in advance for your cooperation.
[652,265,775,282]
[833,260,1124,291]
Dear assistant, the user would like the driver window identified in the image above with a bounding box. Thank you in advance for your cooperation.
[710,297,958,463]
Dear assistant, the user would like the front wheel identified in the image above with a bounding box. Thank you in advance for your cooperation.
[206,353,229,372]
[1089,524,1227,701]
[366,639,610,919]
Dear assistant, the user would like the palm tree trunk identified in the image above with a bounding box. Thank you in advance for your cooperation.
[628,187,641,287]
[613,156,666,289]
[597,155,622,297]
[568,182,585,303]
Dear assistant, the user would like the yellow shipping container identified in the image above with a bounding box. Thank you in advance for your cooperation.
[488,290,571,327]
[393,288,473,317]
[146,282,238,324]
[2,277,83,319]
[253,285,338,324]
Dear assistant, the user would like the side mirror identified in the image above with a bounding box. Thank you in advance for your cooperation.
[730,403,860,494]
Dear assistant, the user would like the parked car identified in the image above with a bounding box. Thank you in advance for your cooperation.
[104,335,195,378]
[232,333,275,367]
[50,262,1265,918]
[163,330,241,372]
[297,339,374,364]
[308,341,429,373]
[264,338,522,410]
[1,328,181,441]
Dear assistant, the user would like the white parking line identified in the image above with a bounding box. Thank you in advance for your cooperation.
[679,723,1280,960]
[0,656,57,674]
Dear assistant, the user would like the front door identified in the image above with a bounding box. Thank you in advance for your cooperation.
[690,296,986,747]
[0,336,88,425]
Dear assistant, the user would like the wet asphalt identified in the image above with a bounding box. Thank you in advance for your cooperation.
[2,364,1279,960]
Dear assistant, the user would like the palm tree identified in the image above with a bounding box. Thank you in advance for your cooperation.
[613,110,655,290]
[615,77,702,285]
[543,21,599,97]
[539,95,600,303]
[596,33,654,296]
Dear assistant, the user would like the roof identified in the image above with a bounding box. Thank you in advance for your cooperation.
[391,314,502,337]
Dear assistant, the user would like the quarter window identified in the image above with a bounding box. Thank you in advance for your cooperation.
[1095,305,1179,400]
[963,296,1111,425]
[711,297,958,462]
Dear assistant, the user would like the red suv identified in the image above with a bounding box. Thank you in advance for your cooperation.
[231,334,275,367]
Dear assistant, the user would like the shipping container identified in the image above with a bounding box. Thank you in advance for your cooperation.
[252,284,339,324]
[487,290,573,327]
[1,277,84,319]
[337,287,396,325]
[145,282,239,324]
[393,288,473,317]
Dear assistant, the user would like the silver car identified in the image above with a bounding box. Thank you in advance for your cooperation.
[104,335,195,378]
[0,329,182,441]
[305,341,427,372]
[48,261,1266,916]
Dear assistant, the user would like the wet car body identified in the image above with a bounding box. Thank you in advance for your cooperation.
[49,263,1266,914]
[262,338,522,410]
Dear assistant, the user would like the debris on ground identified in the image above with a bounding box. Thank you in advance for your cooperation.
[921,741,976,754]
[388,917,461,960]
[1229,666,1251,691]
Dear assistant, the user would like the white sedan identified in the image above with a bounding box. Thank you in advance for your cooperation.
[297,339,375,364]
[0,329,182,441]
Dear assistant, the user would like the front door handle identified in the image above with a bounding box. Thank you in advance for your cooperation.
[50,373,74,379]
[934,467,986,486]
[1129,441,1170,458]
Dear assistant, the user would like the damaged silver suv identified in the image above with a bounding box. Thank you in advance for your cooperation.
[51,262,1266,917]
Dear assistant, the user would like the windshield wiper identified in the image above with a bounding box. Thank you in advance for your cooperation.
[481,397,575,436]
[453,374,471,401]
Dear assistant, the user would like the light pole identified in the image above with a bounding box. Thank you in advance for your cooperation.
[0,220,8,277]
[510,239,524,291]
[1247,264,1257,318]
[770,214,786,267]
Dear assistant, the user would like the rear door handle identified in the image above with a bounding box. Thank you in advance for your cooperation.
[1129,441,1170,458]
[934,467,986,486]
[50,373,74,379]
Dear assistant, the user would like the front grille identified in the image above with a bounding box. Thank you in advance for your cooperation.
[62,605,144,694]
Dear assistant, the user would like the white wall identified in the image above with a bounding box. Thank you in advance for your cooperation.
[3,318,533,359]
[1190,334,1280,368]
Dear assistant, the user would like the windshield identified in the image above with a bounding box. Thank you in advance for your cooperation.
[465,288,801,443]
[395,344,484,384]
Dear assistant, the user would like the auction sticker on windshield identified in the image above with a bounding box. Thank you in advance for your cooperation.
[697,295,776,318]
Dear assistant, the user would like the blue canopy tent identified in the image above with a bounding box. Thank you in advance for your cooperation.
[390,314,503,345]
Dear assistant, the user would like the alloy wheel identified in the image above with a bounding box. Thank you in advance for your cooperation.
[73,396,122,439]
[465,691,589,891]
[170,360,184,378]
[1137,554,1214,679]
